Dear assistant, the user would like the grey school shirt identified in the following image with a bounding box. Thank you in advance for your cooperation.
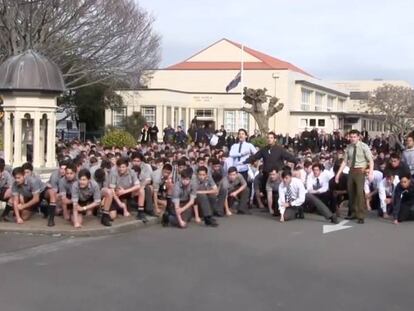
[222,173,247,193]
[192,176,217,191]
[266,178,281,193]
[12,176,47,198]
[109,169,140,189]
[138,163,153,183]
[59,178,76,196]
[172,181,197,204]
[0,170,14,189]
[48,169,63,192]
[71,180,101,204]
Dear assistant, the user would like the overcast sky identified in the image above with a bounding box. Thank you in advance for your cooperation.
[139,0,414,84]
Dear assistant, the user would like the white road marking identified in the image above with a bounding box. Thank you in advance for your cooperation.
[323,220,352,234]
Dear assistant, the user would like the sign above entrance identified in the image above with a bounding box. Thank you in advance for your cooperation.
[193,96,213,103]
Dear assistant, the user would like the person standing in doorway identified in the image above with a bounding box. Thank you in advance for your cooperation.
[335,129,373,224]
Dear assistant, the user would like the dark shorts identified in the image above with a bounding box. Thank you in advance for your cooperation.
[110,193,138,212]
[0,187,9,201]
[76,199,94,216]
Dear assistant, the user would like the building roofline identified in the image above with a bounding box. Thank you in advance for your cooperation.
[117,88,241,96]
[295,80,349,97]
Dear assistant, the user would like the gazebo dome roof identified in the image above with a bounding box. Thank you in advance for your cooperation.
[0,49,65,93]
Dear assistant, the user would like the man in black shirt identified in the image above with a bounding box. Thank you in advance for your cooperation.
[245,131,297,186]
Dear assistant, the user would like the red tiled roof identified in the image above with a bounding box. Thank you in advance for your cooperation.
[166,38,312,77]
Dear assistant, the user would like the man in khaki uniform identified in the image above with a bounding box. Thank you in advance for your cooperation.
[335,130,374,223]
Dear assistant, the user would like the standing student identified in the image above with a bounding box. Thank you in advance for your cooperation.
[402,133,414,177]
[229,129,257,181]
[335,130,373,224]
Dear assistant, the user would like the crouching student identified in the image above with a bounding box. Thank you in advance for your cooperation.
[71,169,101,228]
[110,157,145,222]
[58,163,77,221]
[152,163,174,216]
[0,158,15,221]
[223,166,250,215]
[278,169,306,222]
[192,166,219,227]
[93,167,113,227]
[392,173,414,224]
[266,168,281,216]
[377,171,398,218]
[163,168,218,228]
[13,164,57,226]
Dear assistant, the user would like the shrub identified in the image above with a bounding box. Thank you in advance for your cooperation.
[250,136,267,149]
[101,129,136,148]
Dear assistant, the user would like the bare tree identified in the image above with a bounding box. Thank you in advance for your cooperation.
[366,84,414,136]
[241,87,284,134]
[0,0,161,89]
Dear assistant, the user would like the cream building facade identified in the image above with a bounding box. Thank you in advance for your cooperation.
[105,39,411,139]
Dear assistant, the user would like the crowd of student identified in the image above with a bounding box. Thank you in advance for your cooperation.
[0,127,413,229]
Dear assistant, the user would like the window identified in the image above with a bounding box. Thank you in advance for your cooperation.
[327,96,335,111]
[141,106,156,125]
[112,107,126,127]
[315,93,324,111]
[300,119,308,128]
[301,89,312,111]
[362,119,367,130]
[174,107,179,127]
[309,119,316,127]
[318,119,325,127]
[224,111,236,133]
[376,121,382,132]
[350,92,370,100]
[224,110,249,133]
[195,109,213,118]
[338,99,345,112]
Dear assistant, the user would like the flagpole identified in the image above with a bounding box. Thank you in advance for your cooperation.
[240,44,244,106]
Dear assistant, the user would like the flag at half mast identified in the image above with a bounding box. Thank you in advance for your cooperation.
[225,71,241,92]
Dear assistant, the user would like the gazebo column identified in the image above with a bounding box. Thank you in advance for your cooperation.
[14,112,22,166]
[46,113,56,168]
[32,112,41,168]
[3,111,12,165]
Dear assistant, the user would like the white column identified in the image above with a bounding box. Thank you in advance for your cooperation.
[32,112,41,168]
[163,105,167,129]
[46,113,56,168]
[14,112,22,166]
[3,111,11,165]
[178,107,182,127]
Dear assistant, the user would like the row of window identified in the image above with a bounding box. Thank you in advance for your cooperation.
[300,118,326,128]
[301,89,345,112]
[362,119,385,132]
[112,107,250,133]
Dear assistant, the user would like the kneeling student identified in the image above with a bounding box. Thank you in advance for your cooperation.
[71,169,101,228]
[13,164,57,226]
[278,170,306,222]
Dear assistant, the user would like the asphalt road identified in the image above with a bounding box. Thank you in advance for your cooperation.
[1,213,413,311]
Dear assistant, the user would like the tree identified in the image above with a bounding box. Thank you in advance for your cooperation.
[366,84,414,136]
[241,87,284,134]
[0,0,161,89]
[122,112,146,139]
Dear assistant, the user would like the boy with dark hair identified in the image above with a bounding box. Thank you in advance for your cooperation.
[0,158,14,221]
[131,152,154,217]
[192,166,219,226]
[223,166,250,215]
[58,162,77,221]
[71,169,102,228]
[278,169,306,222]
[393,173,414,224]
[110,157,145,222]
[152,163,174,216]
[17,163,57,226]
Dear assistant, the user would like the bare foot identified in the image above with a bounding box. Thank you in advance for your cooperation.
[195,217,202,224]
[393,220,399,225]
[226,210,232,216]
[280,216,285,222]
[124,211,131,217]
[16,218,24,224]
[74,222,82,229]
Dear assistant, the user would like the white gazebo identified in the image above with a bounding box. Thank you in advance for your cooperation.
[0,50,65,169]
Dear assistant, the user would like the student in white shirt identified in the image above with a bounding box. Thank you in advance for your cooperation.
[278,170,306,222]
[364,169,383,211]
[229,129,257,181]
[305,163,339,224]
[377,171,399,218]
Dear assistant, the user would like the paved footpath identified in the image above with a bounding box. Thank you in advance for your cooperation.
[1,212,413,311]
